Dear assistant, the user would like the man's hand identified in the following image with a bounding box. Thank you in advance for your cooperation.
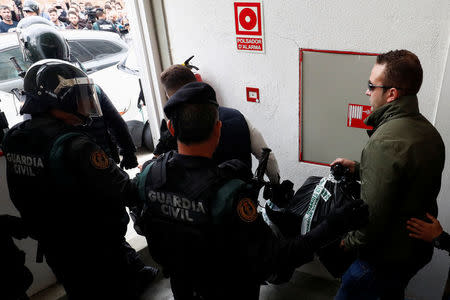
[331,158,356,173]
[406,213,443,242]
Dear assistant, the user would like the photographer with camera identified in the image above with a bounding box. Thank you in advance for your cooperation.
[10,0,22,21]
[84,3,98,26]
[54,0,69,24]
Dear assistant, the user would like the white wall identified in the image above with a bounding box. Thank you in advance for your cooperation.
[162,1,450,299]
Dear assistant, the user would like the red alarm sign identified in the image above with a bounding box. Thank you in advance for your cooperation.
[234,2,265,53]
[234,2,262,36]
[347,103,373,130]
[246,87,260,103]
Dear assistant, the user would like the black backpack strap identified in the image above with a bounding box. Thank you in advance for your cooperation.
[149,151,173,189]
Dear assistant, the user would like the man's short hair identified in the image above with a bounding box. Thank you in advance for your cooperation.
[69,6,79,13]
[0,5,11,11]
[376,50,423,95]
[85,2,93,7]
[160,65,197,93]
[68,10,78,18]
[174,103,218,145]
[48,8,57,14]
[96,9,104,17]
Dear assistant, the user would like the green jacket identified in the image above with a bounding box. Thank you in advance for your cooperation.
[344,95,445,266]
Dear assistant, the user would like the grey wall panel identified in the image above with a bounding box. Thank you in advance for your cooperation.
[300,50,377,164]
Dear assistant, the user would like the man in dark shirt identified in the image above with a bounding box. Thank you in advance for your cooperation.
[66,10,90,29]
[0,6,18,32]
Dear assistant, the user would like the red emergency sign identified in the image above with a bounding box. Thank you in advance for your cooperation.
[234,2,262,35]
[234,2,265,53]
[236,38,263,51]
[347,103,373,130]
[246,87,260,103]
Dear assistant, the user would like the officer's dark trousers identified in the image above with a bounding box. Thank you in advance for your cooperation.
[44,239,141,300]
[170,273,261,300]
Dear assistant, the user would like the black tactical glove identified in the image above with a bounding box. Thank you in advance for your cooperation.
[120,152,138,169]
[266,179,294,207]
[129,206,146,236]
[326,199,369,233]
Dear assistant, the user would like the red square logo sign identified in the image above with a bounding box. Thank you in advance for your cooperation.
[246,87,260,102]
[347,104,373,130]
[234,2,262,36]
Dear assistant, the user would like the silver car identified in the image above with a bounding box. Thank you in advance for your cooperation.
[0,30,128,92]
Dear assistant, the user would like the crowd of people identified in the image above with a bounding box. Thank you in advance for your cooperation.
[0,0,129,34]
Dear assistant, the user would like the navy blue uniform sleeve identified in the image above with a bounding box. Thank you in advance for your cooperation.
[65,135,139,208]
[97,86,137,156]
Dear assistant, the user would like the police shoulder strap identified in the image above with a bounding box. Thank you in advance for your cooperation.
[149,151,173,189]
[211,178,247,224]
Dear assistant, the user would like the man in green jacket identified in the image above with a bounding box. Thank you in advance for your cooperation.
[333,49,445,300]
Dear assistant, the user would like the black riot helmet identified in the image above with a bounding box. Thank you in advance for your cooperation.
[21,59,102,123]
[17,23,70,63]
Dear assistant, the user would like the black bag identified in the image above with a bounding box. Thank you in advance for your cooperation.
[265,164,360,278]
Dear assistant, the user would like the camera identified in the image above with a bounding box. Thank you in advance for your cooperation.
[85,7,97,23]
[13,0,22,10]
[118,23,129,34]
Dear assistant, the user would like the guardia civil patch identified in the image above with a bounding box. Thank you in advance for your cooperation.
[90,150,109,169]
[237,197,257,223]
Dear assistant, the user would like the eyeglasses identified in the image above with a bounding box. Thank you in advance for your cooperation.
[367,81,402,92]
[367,81,391,91]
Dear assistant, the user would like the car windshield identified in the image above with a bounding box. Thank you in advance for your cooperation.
[123,48,139,73]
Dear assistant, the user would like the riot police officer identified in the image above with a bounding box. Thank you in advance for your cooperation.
[16,19,138,169]
[2,59,155,299]
[134,81,368,299]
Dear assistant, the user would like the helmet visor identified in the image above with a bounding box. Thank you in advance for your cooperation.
[55,76,103,117]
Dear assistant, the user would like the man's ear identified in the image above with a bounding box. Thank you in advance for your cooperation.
[386,88,400,103]
[167,119,175,137]
[213,120,222,139]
